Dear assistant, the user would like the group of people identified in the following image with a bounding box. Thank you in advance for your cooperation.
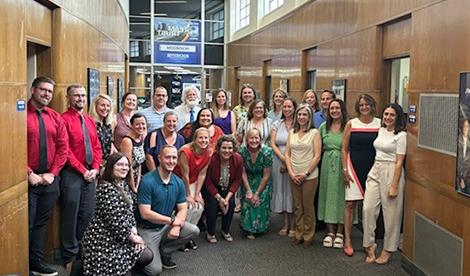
[27,75,407,276]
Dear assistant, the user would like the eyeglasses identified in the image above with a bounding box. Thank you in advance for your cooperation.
[35,87,53,93]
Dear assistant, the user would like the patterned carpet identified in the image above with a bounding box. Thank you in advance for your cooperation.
[52,212,409,276]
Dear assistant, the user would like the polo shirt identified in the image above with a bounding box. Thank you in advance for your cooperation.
[137,169,186,229]
[138,105,173,133]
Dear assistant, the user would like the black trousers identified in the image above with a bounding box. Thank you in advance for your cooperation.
[29,176,60,264]
[59,166,96,262]
[202,188,235,236]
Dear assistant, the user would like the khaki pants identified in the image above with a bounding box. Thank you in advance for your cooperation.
[362,161,405,252]
[186,183,204,225]
[290,178,318,242]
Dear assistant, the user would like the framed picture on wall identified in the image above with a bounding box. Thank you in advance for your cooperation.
[456,72,470,197]
[87,68,100,109]
[332,79,346,101]
[107,76,114,97]
[117,78,123,111]
[280,79,289,92]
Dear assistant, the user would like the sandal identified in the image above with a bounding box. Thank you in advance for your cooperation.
[288,230,296,238]
[234,205,241,213]
[333,233,344,248]
[322,233,335,248]
[222,232,233,242]
[278,228,288,236]
[375,250,393,265]
[365,243,377,263]
[246,234,256,240]
[206,234,217,244]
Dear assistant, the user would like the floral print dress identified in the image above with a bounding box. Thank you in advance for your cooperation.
[240,145,273,234]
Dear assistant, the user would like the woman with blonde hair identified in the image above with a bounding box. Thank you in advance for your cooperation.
[173,127,212,250]
[212,88,237,135]
[302,89,319,114]
[285,104,322,248]
[268,88,288,122]
[240,128,273,239]
[89,94,117,163]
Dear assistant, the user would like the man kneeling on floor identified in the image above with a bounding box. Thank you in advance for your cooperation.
[137,145,200,275]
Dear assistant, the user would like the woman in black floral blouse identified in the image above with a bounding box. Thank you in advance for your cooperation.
[81,153,152,275]
[89,94,117,164]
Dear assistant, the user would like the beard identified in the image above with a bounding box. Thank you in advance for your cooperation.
[186,100,198,108]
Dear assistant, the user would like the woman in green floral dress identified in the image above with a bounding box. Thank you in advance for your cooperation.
[240,128,273,239]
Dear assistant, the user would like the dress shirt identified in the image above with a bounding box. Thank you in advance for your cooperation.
[62,108,102,174]
[204,152,243,197]
[174,104,201,131]
[313,111,326,129]
[138,105,173,132]
[27,102,69,176]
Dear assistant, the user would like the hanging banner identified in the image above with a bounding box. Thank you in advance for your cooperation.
[154,42,201,65]
[154,17,201,64]
[154,18,201,42]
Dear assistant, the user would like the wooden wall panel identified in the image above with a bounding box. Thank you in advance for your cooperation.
[410,0,469,92]
[25,0,52,45]
[228,0,470,273]
[0,0,129,274]
[0,187,28,276]
[382,17,411,58]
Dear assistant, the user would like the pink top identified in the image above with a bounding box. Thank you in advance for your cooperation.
[114,112,132,151]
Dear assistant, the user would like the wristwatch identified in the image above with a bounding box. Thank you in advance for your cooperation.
[305,171,311,177]
[170,215,175,225]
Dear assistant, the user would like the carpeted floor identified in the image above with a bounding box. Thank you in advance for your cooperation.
[52,212,409,275]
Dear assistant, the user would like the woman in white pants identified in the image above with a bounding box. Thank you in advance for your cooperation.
[362,103,407,264]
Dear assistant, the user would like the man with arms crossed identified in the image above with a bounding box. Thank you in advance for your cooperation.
[60,84,102,271]
[27,76,68,276]
[138,145,200,275]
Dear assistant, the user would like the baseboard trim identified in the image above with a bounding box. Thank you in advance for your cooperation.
[401,254,427,276]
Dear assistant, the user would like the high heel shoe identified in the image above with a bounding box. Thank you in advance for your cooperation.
[375,250,393,265]
[364,243,377,263]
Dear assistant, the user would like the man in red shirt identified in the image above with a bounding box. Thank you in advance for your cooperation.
[27,76,68,276]
[60,84,102,270]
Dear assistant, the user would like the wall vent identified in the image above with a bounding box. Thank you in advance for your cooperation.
[418,93,458,156]
[414,212,462,276]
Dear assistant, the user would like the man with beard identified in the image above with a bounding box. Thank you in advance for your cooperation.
[137,145,200,275]
[174,86,201,131]
[313,89,336,129]
[60,84,102,271]
[139,86,173,133]
[27,76,68,276]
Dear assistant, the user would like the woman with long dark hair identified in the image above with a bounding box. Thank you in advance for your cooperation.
[212,88,237,135]
[317,99,348,249]
[81,153,152,275]
[270,97,297,237]
[363,103,407,264]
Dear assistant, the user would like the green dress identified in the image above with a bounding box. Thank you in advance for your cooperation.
[317,123,345,224]
[240,145,273,234]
